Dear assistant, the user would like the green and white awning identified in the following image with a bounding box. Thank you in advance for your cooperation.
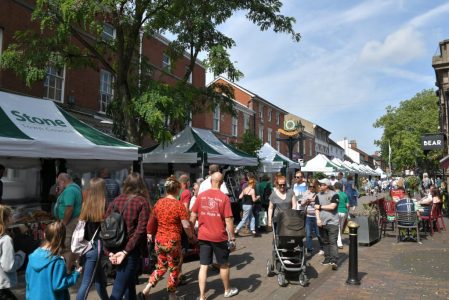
[142,126,258,166]
[0,91,138,168]
[257,143,299,172]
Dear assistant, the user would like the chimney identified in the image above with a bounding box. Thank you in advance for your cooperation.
[349,140,357,149]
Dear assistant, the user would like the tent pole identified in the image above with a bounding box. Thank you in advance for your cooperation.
[201,152,205,179]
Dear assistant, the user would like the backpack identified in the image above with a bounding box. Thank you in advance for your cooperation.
[262,183,272,204]
[100,197,133,251]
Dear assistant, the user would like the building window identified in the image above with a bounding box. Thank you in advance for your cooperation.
[259,104,264,122]
[259,126,264,141]
[102,23,115,41]
[100,69,114,113]
[276,132,280,151]
[268,109,272,122]
[162,54,171,72]
[276,112,280,125]
[185,67,193,84]
[213,106,220,132]
[267,128,272,145]
[232,116,238,137]
[243,114,250,131]
[43,66,65,102]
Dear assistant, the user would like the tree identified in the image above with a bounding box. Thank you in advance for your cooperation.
[373,89,440,173]
[1,0,300,144]
[235,130,262,157]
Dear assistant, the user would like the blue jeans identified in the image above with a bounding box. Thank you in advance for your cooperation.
[305,216,323,251]
[236,204,255,232]
[110,251,140,300]
[77,240,108,300]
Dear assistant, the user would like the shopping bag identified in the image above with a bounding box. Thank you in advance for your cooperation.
[259,209,267,226]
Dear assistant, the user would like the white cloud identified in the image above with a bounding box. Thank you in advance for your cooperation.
[359,26,425,65]
[408,1,449,27]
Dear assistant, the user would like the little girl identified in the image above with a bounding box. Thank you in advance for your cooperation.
[0,205,26,300]
[26,221,80,300]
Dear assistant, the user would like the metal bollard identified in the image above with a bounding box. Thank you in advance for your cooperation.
[346,220,361,285]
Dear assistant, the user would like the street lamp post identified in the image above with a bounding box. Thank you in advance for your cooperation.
[276,120,305,160]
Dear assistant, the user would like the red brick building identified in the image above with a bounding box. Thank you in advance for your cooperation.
[0,0,206,143]
[198,77,289,156]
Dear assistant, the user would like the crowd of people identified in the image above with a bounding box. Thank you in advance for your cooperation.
[3,162,446,299]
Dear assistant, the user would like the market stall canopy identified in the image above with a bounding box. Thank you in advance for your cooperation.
[331,158,355,174]
[257,143,299,172]
[375,167,387,179]
[0,91,138,170]
[301,154,339,173]
[142,126,258,166]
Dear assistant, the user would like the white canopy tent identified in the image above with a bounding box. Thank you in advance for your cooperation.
[257,143,300,173]
[301,154,339,174]
[375,167,387,179]
[0,91,138,171]
[142,126,258,166]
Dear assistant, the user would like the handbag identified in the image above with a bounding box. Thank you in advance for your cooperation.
[71,220,99,256]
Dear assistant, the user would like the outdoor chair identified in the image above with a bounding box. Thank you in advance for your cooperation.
[418,204,439,236]
[395,210,421,244]
[379,200,396,236]
[435,203,447,231]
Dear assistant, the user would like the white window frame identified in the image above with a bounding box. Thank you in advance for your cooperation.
[99,69,114,113]
[232,116,238,137]
[213,106,220,132]
[185,66,193,84]
[267,128,272,145]
[276,112,280,125]
[259,126,264,141]
[268,109,272,122]
[162,54,171,72]
[259,104,264,122]
[43,65,65,102]
[243,114,250,131]
[102,23,116,41]
[276,132,280,151]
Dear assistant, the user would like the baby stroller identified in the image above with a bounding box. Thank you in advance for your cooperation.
[266,209,308,287]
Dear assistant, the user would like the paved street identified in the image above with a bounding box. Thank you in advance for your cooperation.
[14,194,449,299]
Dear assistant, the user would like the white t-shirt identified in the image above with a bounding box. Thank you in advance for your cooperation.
[198,176,229,195]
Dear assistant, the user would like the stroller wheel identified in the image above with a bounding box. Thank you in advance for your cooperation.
[277,273,287,287]
[266,259,274,277]
[299,273,309,287]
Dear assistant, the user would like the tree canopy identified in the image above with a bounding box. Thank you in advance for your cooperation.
[373,89,440,174]
[1,0,300,144]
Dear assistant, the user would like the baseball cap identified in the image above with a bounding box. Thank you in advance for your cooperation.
[318,178,331,186]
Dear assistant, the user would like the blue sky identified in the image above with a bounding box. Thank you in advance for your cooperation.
[204,0,449,155]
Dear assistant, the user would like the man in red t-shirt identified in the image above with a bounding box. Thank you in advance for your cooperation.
[178,174,192,211]
[191,172,238,299]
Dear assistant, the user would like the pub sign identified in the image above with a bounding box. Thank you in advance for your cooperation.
[421,134,445,150]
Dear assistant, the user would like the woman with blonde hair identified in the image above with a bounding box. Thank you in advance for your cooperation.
[0,205,25,299]
[235,178,260,236]
[26,221,80,300]
[267,175,297,233]
[76,178,108,300]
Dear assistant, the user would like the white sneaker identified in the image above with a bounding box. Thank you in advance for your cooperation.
[318,250,325,255]
[224,287,239,298]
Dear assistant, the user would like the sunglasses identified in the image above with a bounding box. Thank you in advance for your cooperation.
[295,176,303,179]
[278,184,286,187]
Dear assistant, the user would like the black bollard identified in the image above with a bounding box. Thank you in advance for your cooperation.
[346,220,361,285]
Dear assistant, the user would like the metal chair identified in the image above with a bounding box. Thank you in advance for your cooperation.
[418,204,439,236]
[379,200,396,236]
[395,210,421,244]
[435,203,447,231]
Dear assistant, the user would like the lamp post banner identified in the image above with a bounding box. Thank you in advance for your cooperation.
[421,134,444,150]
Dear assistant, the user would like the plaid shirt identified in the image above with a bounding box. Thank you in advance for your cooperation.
[105,193,150,254]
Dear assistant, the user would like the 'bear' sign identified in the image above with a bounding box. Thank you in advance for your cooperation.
[421,134,445,150]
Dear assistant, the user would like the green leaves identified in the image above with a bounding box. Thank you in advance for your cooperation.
[373,89,440,173]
